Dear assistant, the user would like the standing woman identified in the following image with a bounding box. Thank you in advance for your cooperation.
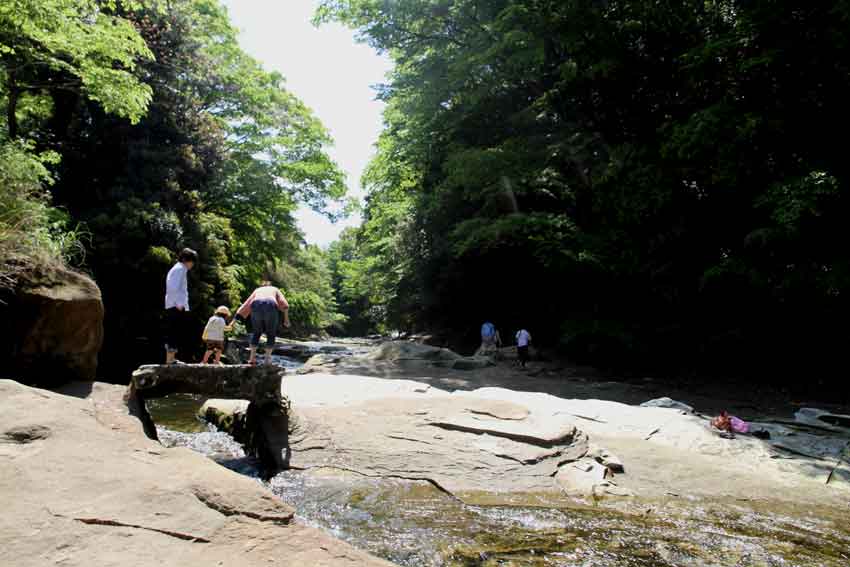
[237,281,291,365]
[164,248,198,364]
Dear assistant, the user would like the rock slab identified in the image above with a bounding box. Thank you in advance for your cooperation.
[0,379,392,567]
[131,363,285,408]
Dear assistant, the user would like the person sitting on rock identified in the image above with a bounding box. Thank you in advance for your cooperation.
[201,306,232,365]
[236,281,291,365]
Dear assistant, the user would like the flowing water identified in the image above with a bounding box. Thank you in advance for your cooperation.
[145,341,850,567]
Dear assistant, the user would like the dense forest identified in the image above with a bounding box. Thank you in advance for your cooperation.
[3,1,850,381]
[1,0,345,374]
[322,1,850,379]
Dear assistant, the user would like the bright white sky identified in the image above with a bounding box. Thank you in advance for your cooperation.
[221,0,392,246]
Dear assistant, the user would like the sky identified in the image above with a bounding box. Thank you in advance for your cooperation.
[221,0,392,247]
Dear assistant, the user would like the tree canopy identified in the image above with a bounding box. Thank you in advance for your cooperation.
[322,0,850,377]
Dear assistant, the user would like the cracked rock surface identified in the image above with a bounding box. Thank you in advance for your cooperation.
[272,374,850,503]
[272,374,595,499]
[0,379,393,567]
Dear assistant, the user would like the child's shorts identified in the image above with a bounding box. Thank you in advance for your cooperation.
[206,340,225,351]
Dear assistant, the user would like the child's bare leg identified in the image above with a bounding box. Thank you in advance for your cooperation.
[202,349,212,364]
[248,347,257,365]
[214,349,223,365]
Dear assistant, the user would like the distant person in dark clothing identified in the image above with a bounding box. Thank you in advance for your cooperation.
[164,247,198,364]
[477,321,503,357]
[516,328,532,368]
[237,281,290,365]
[481,322,502,347]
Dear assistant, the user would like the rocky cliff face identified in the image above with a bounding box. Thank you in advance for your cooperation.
[2,265,104,386]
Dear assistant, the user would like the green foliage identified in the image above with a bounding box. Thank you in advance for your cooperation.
[321,0,850,375]
[0,140,58,287]
[268,244,343,335]
[1,0,348,372]
[0,0,154,136]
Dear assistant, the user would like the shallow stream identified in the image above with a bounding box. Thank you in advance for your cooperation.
[146,341,850,567]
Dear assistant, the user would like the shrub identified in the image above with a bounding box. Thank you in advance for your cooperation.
[0,141,79,290]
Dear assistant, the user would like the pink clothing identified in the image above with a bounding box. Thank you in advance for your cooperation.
[236,286,289,318]
[729,416,750,434]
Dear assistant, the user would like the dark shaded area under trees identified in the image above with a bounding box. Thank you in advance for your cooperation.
[323,0,850,386]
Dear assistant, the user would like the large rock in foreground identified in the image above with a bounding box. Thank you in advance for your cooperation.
[0,379,392,567]
[254,374,613,500]
[259,374,850,503]
[2,266,103,387]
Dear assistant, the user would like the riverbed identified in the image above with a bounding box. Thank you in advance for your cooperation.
[146,340,850,567]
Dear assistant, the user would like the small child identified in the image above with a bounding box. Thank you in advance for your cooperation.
[201,306,232,365]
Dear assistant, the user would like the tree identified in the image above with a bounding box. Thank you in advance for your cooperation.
[16,0,347,372]
[320,0,850,377]
[0,0,152,138]
[1,0,153,294]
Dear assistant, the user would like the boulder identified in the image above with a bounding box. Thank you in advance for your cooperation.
[2,266,103,387]
[366,341,462,363]
[451,356,496,371]
[199,399,250,431]
[0,379,392,567]
[794,408,850,433]
[640,397,694,413]
[272,343,316,360]
[297,353,344,374]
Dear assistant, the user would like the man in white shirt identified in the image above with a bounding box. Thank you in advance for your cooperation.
[516,328,532,368]
[164,248,198,364]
